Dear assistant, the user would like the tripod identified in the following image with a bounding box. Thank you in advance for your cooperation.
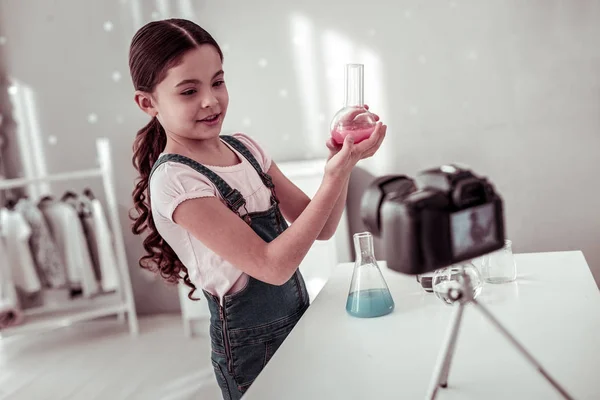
[426,268,575,400]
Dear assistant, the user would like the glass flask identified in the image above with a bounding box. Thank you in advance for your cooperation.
[481,240,517,284]
[346,232,395,318]
[416,272,436,293]
[330,64,377,145]
[431,262,483,305]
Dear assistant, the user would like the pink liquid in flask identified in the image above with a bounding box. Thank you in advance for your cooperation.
[331,125,375,145]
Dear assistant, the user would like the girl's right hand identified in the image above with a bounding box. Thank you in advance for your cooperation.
[324,121,387,180]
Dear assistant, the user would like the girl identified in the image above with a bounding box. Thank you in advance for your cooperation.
[129,18,387,400]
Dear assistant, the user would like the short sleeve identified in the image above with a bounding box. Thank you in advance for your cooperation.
[149,162,217,222]
[231,132,272,172]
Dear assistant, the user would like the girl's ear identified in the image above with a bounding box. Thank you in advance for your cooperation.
[134,91,158,117]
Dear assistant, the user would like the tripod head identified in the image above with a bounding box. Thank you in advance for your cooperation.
[438,265,476,305]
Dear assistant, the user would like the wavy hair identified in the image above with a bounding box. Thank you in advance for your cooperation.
[129,19,223,300]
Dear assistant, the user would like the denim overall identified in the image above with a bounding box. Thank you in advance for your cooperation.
[150,135,310,399]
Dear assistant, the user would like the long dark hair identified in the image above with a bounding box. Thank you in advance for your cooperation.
[129,19,223,300]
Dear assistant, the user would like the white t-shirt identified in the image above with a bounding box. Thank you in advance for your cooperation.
[150,133,273,302]
[0,208,41,294]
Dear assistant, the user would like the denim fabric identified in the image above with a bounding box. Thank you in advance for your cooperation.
[150,136,310,400]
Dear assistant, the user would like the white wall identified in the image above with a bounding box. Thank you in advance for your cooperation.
[0,0,598,314]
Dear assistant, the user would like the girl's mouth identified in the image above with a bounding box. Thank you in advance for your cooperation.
[198,113,221,126]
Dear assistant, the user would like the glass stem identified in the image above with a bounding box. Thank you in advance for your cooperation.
[344,64,364,107]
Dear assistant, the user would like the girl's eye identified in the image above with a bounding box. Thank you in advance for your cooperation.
[181,89,196,96]
[213,80,225,87]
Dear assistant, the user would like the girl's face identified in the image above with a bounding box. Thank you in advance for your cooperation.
[137,44,229,141]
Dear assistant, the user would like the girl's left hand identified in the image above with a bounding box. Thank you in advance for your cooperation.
[326,104,381,160]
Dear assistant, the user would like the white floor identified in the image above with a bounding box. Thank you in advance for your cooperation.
[0,315,221,400]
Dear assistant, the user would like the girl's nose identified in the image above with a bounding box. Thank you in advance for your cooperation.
[200,91,218,108]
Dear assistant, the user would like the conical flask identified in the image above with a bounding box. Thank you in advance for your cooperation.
[346,232,395,318]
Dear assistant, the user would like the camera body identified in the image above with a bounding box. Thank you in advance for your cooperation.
[360,164,505,275]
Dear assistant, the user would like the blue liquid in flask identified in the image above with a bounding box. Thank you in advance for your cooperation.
[346,232,395,318]
[346,288,395,318]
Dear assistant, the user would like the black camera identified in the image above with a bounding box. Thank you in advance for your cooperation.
[360,164,505,275]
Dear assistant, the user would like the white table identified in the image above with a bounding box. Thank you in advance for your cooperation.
[243,251,600,399]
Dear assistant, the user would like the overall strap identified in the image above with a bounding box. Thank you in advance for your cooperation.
[220,135,276,191]
[149,153,247,215]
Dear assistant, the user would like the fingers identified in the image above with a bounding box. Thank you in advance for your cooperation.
[338,135,355,158]
[365,125,386,158]
[365,122,384,147]
[344,108,366,122]
[374,123,386,145]
[355,122,386,157]
[325,137,339,151]
[375,124,386,148]
[365,125,386,157]
[363,104,379,121]
[341,105,380,126]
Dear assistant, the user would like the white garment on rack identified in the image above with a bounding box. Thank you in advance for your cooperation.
[0,208,42,294]
[0,234,19,306]
[62,195,101,282]
[67,195,120,292]
[39,200,99,297]
[89,199,120,292]
[0,234,24,329]
[15,198,67,288]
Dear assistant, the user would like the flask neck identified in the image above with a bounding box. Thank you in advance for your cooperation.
[354,232,376,265]
[344,64,365,107]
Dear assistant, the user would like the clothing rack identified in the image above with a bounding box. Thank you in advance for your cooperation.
[0,138,139,337]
